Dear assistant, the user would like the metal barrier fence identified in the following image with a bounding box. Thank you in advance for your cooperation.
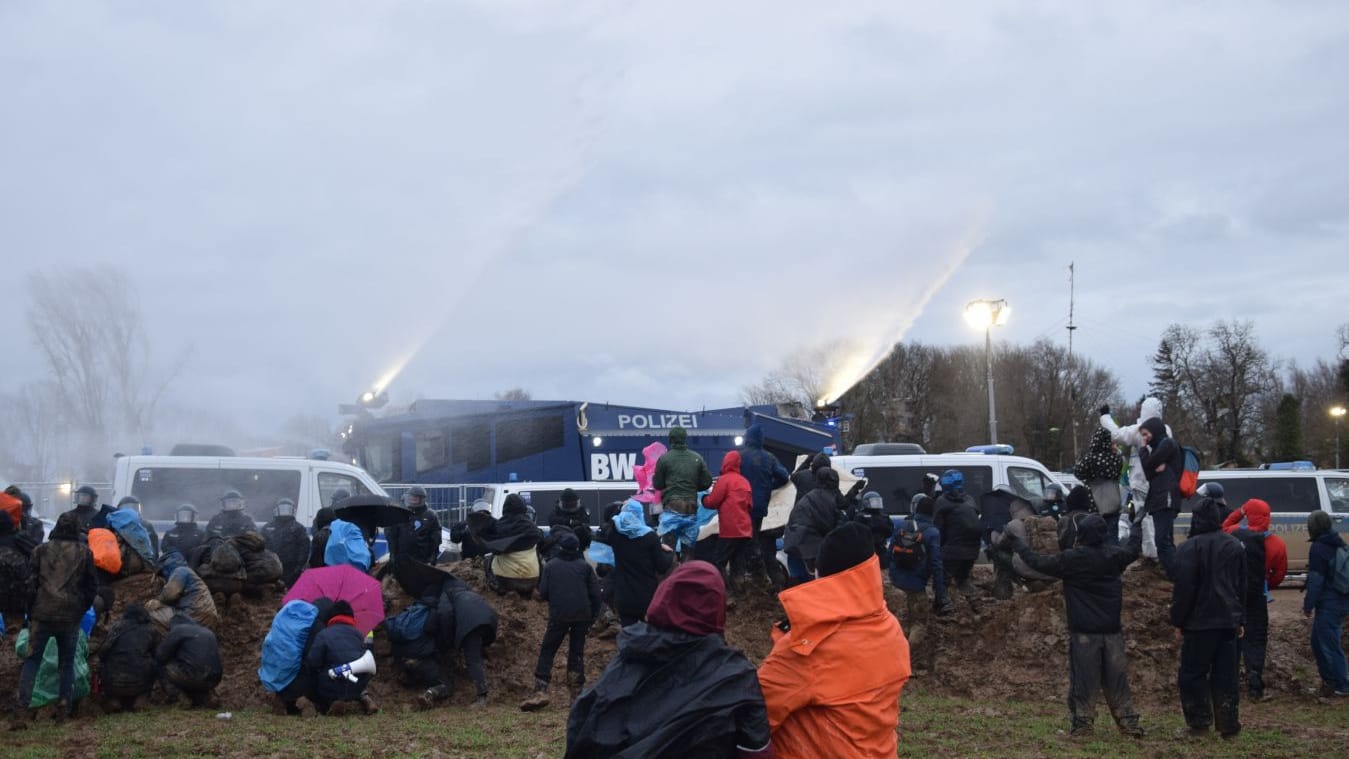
[381,483,491,528]
[8,482,113,521]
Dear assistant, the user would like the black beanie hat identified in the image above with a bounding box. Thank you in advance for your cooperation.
[1065,485,1092,513]
[817,522,875,577]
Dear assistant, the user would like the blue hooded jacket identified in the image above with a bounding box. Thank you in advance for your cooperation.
[737,425,790,520]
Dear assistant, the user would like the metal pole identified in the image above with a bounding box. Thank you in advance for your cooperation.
[986,326,998,444]
[1337,418,1342,469]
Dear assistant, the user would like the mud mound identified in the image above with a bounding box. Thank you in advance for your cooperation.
[4,559,1345,722]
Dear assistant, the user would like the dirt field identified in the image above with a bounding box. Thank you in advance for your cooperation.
[2,560,1347,757]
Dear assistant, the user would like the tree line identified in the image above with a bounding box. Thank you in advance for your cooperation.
[746,321,1349,471]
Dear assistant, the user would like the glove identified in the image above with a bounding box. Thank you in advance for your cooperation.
[845,480,867,499]
[1098,404,1111,416]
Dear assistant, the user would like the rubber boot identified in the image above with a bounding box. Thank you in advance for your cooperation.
[471,693,488,709]
[566,671,585,704]
[1118,716,1145,738]
[520,679,550,712]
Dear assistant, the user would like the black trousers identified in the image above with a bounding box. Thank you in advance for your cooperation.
[1068,632,1139,729]
[399,657,449,690]
[750,518,779,580]
[1240,600,1269,696]
[1179,629,1241,735]
[462,629,489,697]
[944,558,975,584]
[535,619,589,685]
[714,538,753,591]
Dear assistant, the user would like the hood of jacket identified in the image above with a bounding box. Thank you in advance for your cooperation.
[613,498,653,538]
[668,426,689,449]
[50,511,83,541]
[815,467,840,489]
[121,602,151,626]
[777,554,887,656]
[1076,514,1108,546]
[313,507,337,531]
[503,494,528,517]
[159,550,187,577]
[1140,416,1168,443]
[810,452,832,472]
[1189,498,1224,536]
[1241,499,1271,532]
[1138,397,1163,424]
[719,450,741,476]
[646,560,725,636]
[616,620,715,664]
[744,424,765,450]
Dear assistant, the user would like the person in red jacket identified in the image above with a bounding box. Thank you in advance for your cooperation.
[704,451,754,596]
[1220,498,1287,699]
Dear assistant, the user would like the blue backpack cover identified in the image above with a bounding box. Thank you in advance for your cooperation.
[385,603,431,644]
[259,600,320,693]
[325,519,372,571]
[107,509,156,564]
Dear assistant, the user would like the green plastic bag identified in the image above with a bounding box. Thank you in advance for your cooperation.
[15,628,91,706]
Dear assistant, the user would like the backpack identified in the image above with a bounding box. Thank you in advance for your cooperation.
[1332,546,1349,596]
[258,600,319,693]
[0,545,32,614]
[385,603,432,644]
[889,518,928,571]
[88,528,124,575]
[1178,446,1202,498]
[325,520,372,572]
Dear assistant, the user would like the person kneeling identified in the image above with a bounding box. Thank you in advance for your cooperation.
[306,600,378,715]
[156,613,223,709]
[98,603,160,712]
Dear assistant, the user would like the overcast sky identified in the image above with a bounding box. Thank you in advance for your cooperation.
[2,1,1347,441]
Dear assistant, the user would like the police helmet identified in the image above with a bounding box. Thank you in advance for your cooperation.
[330,488,352,506]
[175,503,199,523]
[939,469,964,493]
[275,498,296,518]
[76,484,98,506]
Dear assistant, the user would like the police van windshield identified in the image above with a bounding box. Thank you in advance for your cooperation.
[131,467,301,523]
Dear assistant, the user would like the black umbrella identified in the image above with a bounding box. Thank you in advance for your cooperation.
[333,494,411,537]
[393,558,456,599]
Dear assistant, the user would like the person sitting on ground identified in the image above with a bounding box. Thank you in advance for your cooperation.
[97,603,160,713]
[1302,510,1349,698]
[523,532,602,711]
[262,498,310,587]
[156,613,223,709]
[703,450,756,595]
[565,561,772,759]
[205,490,256,540]
[548,489,593,553]
[450,500,497,562]
[1170,497,1246,739]
[438,575,499,708]
[1222,499,1288,700]
[14,512,98,724]
[115,496,159,558]
[308,508,337,569]
[1004,510,1146,737]
[305,600,378,715]
[602,499,675,627]
[233,530,284,591]
[147,550,218,630]
[758,522,911,758]
[481,494,544,598]
[162,504,205,558]
[782,467,844,583]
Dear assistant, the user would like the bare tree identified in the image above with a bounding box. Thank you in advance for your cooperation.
[0,381,65,481]
[494,387,533,401]
[23,266,187,478]
[740,341,851,410]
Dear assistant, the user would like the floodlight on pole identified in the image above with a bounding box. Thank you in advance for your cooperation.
[1332,405,1346,469]
[964,298,1010,445]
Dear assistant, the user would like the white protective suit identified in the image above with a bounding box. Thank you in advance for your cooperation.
[1100,397,1172,559]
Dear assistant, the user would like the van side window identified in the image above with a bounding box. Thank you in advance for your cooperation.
[1007,466,1051,505]
[1328,478,1349,514]
[1204,477,1320,513]
[852,465,992,514]
[130,468,301,523]
[317,473,371,509]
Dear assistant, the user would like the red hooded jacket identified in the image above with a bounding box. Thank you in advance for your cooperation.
[704,451,754,540]
[1221,499,1288,589]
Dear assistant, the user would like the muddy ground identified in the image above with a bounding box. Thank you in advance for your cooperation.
[2,559,1345,721]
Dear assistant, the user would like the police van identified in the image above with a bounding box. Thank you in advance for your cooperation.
[1179,467,1349,573]
[111,453,388,533]
[826,447,1068,516]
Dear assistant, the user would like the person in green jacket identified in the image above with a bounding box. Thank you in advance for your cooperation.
[653,427,714,559]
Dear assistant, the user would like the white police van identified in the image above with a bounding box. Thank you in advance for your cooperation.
[111,453,388,532]
[828,446,1066,516]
